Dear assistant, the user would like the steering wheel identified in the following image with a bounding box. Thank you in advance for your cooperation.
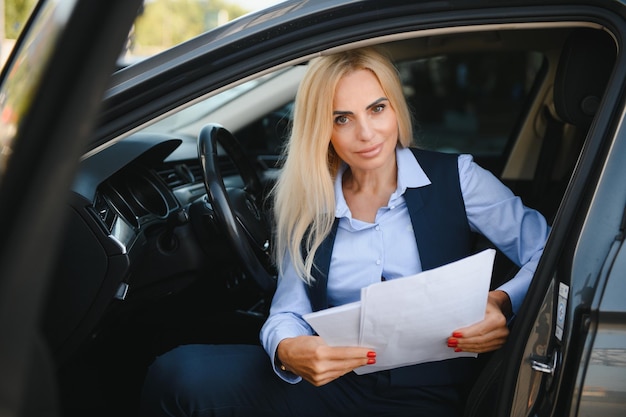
[197,123,276,293]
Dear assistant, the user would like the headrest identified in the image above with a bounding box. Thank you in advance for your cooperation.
[554,28,616,127]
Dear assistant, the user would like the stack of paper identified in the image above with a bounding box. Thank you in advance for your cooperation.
[303,248,495,374]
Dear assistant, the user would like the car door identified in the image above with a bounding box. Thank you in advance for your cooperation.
[0,0,141,416]
[463,8,626,416]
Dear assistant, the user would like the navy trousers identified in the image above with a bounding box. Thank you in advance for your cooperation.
[139,344,463,417]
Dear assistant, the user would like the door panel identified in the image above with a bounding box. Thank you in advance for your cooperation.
[506,75,626,417]
[510,280,556,416]
[496,12,626,417]
[0,0,141,415]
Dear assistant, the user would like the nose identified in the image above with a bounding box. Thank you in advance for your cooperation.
[356,117,375,141]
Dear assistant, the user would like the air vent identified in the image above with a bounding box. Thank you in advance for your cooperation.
[158,160,237,188]
[93,192,117,232]
[157,162,206,189]
[158,167,186,188]
[218,155,238,177]
[187,163,203,182]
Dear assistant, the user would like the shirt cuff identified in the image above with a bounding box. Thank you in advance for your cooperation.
[496,266,533,314]
[264,324,312,384]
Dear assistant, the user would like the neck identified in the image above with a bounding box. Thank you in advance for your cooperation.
[341,156,398,223]
[343,157,397,196]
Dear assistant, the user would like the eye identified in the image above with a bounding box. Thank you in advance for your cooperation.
[334,115,349,125]
[372,103,386,113]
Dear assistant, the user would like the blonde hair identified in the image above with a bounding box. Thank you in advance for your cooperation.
[272,47,413,284]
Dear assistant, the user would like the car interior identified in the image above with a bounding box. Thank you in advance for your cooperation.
[42,21,618,416]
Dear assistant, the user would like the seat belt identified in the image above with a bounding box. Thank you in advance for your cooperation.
[531,107,564,208]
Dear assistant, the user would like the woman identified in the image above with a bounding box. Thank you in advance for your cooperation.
[140,47,549,417]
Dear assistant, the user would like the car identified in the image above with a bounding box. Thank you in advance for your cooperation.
[1,0,625,416]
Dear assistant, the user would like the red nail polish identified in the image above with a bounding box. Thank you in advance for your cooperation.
[447,338,458,348]
[367,351,376,358]
[367,358,376,364]
[455,347,462,352]
[453,332,463,338]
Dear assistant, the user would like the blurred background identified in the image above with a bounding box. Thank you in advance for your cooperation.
[0,0,286,68]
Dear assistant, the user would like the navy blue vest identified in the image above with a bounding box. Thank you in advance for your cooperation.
[306,148,478,386]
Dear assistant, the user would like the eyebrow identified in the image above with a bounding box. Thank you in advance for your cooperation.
[333,97,389,115]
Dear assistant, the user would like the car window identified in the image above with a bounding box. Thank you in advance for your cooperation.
[0,0,66,180]
[399,51,544,159]
[235,50,545,173]
[144,78,265,133]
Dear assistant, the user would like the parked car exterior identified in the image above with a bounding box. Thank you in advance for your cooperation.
[1,1,625,416]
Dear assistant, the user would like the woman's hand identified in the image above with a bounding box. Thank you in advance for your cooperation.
[447,290,511,354]
[276,335,376,386]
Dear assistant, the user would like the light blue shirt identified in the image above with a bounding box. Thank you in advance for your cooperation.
[260,147,550,383]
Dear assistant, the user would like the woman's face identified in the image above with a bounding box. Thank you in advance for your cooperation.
[330,69,399,174]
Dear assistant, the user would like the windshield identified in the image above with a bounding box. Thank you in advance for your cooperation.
[141,70,287,134]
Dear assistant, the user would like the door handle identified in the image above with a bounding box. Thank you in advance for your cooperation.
[530,351,559,375]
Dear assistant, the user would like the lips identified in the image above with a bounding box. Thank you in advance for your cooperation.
[356,142,383,158]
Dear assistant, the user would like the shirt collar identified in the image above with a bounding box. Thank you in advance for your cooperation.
[396,146,431,192]
[334,147,431,219]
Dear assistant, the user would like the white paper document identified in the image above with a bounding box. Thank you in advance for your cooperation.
[303,248,496,374]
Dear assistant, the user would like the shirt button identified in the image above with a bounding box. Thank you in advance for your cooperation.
[375,225,380,231]
[376,259,381,265]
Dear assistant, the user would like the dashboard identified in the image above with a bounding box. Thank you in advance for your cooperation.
[43,132,228,364]
[75,134,195,250]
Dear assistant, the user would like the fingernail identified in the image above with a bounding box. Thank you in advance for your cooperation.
[455,348,462,352]
[447,338,458,348]
[367,358,376,364]
[453,332,463,338]
[367,351,377,358]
